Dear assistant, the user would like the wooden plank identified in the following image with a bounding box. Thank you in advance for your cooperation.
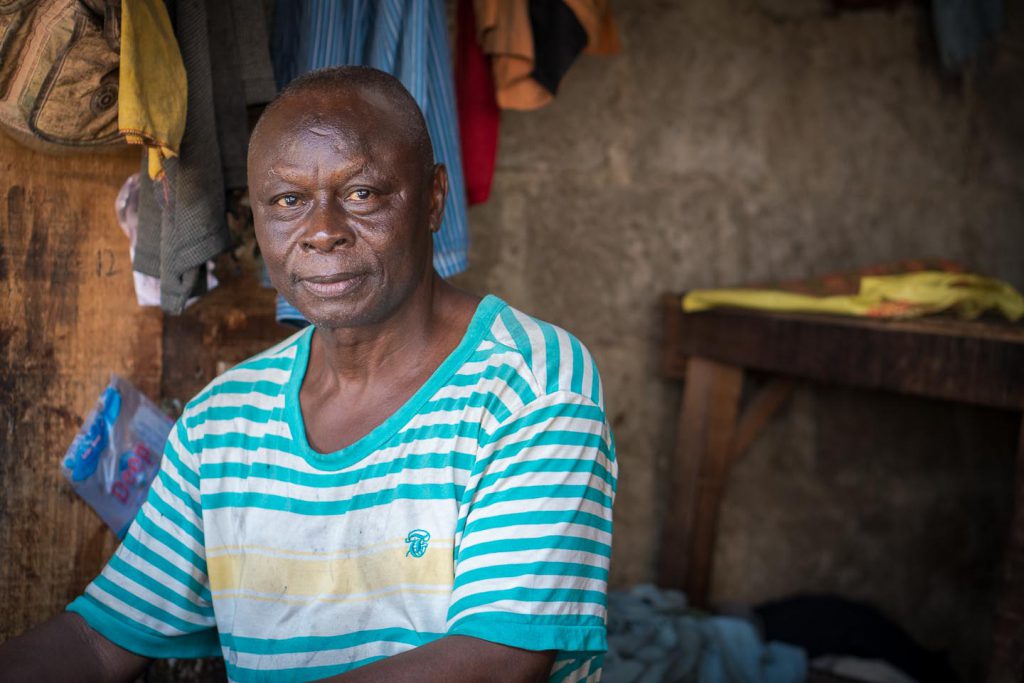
[661,293,688,379]
[661,300,1024,411]
[658,357,742,605]
[730,378,795,468]
[0,132,160,639]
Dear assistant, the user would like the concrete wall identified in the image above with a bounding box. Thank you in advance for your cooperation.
[452,0,1024,678]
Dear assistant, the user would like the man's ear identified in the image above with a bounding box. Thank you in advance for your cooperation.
[429,163,448,233]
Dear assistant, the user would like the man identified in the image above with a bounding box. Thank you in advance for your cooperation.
[0,66,616,682]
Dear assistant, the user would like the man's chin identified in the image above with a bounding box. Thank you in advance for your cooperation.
[288,290,391,330]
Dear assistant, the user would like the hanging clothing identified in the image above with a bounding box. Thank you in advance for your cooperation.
[118,0,188,180]
[117,173,218,308]
[527,0,588,96]
[271,0,469,280]
[473,0,551,110]
[456,0,500,205]
[474,0,620,111]
[134,0,277,314]
[204,0,279,190]
[230,1,279,106]
[563,0,621,56]
[133,0,229,314]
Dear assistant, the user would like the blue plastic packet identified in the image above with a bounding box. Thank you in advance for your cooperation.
[61,375,173,538]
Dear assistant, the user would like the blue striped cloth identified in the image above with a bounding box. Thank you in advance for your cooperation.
[270,0,470,326]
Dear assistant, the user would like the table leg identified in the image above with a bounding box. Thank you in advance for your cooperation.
[988,413,1024,683]
[658,357,743,606]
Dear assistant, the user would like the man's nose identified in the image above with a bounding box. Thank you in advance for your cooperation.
[301,199,356,253]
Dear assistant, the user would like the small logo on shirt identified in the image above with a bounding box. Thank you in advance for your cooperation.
[405,529,430,557]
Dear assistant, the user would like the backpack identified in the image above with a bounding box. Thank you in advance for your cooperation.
[0,0,122,152]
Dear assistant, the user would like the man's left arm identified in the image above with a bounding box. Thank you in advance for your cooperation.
[322,635,554,682]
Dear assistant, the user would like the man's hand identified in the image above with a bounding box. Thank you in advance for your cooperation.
[0,611,150,682]
[321,635,556,683]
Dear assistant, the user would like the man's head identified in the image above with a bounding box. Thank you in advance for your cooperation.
[248,66,447,330]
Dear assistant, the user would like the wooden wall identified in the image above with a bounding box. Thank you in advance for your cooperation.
[0,131,159,638]
[0,128,290,675]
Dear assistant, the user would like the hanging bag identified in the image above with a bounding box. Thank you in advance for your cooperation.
[0,0,122,151]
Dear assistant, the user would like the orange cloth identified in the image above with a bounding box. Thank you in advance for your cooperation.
[474,0,550,110]
[564,0,621,55]
[474,0,620,111]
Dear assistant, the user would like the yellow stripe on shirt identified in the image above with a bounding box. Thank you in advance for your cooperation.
[207,540,454,598]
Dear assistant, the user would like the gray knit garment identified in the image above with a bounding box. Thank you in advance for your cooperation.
[133,0,276,313]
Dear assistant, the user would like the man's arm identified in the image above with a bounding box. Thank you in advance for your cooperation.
[321,635,554,683]
[0,611,150,682]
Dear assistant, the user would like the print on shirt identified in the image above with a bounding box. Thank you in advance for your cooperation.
[405,529,431,558]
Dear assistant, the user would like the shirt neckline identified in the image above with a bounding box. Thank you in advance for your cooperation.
[284,294,505,470]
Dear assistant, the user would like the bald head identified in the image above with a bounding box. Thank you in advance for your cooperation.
[249,66,435,178]
[245,65,450,330]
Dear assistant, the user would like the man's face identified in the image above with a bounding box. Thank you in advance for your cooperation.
[248,88,444,329]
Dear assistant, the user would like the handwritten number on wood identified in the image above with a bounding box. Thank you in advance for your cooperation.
[96,249,119,278]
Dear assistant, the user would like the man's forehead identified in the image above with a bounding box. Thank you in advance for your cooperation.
[254,88,410,159]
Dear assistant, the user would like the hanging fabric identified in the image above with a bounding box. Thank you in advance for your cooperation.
[118,0,187,180]
[133,0,277,314]
[474,0,620,111]
[456,0,500,206]
[272,0,469,280]
[474,0,551,110]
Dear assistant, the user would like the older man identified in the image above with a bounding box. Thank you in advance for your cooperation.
[0,66,615,682]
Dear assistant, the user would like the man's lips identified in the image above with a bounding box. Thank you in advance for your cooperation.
[298,272,368,297]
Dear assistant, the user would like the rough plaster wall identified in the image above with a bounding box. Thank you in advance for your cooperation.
[451,0,1024,677]
[715,384,1018,680]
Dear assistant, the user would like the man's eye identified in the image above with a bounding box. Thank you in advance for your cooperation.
[347,189,373,201]
[274,194,300,207]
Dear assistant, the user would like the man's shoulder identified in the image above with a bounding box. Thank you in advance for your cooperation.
[482,299,605,411]
[182,326,309,417]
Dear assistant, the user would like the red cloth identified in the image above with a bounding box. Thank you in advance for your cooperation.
[456,0,500,205]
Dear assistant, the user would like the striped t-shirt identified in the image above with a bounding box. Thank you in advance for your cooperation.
[68,295,617,682]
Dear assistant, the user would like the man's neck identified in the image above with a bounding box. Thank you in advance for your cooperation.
[296,273,480,454]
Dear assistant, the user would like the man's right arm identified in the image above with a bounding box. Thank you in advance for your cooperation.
[0,611,150,682]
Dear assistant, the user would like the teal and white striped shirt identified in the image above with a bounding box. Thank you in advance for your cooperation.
[68,295,617,682]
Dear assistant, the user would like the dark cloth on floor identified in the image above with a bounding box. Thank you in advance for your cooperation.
[756,595,958,683]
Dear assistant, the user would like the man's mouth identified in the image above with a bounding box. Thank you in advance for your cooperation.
[298,272,368,298]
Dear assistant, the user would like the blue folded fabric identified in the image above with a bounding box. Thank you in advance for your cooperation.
[603,584,807,683]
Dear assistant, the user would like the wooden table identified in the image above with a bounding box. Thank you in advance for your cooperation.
[656,294,1024,682]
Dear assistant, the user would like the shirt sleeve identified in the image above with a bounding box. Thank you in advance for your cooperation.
[446,390,617,659]
[66,418,220,659]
